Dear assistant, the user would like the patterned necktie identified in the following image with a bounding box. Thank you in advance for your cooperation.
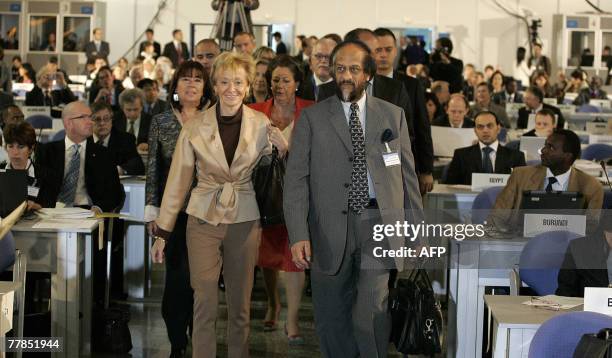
[128,120,135,136]
[545,177,558,192]
[348,103,369,214]
[57,144,81,206]
[482,146,494,173]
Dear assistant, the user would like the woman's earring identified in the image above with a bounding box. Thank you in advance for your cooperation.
[173,93,179,102]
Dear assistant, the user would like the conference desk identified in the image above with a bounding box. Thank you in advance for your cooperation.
[446,236,528,358]
[485,295,583,358]
[425,184,479,224]
[10,217,99,358]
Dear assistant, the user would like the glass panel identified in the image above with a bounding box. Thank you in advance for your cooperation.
[602,32,612,65]
[567,31,595,67]
[63,17,90,52]
[29,16,57,51]
[0,14,19,50]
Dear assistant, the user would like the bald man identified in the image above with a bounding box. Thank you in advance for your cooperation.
[37,101,124,212]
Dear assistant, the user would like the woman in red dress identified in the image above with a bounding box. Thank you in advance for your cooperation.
[248,55,314,344]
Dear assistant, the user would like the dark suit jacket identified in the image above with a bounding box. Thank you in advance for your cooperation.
[393,70,433,173]
[445,143,526,185]
[25,86,77,107]
[522,129,537,137]
[162,42,190,68]
[113,111,152,145]
[145,99,168,117]
[0,91,14,111]
[36,138,125,212]
[97,128,144,175]
[430,56,464,93]
[276,41,288,54]
[431,114,475,128]
[317,75,417,166]
[517,103,565,129]
[88,81,125,110]
[84,41,110,61]
[138,41,161,59]
[557,235,609,297]
[492,91,523,105]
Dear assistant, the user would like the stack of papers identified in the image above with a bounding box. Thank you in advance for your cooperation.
[37,208,94,220]
[522,295,583,310]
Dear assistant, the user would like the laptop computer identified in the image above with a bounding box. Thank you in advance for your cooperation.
[0,170,28,217]
[520,136,546,160]
[521,191,584,211]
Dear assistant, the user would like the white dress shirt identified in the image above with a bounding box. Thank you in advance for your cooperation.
[479,140,499,172]
[340,93,376,199]
[64,136,91,206]
[313,74,333,87]
[543,167,571,191]
[127,117,141,141]
[93,133,110,147]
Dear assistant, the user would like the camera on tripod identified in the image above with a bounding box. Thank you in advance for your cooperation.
[530,19,542,44]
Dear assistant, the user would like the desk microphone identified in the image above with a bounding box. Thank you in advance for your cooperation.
[37,127,43,143]
[600,160,612,192]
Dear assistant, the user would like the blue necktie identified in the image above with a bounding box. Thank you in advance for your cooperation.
[57,144,81,206]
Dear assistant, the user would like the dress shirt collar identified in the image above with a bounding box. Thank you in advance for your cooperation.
[545,167,571,190]
[92,132,110,147]
[341,92,367,121]
[479,140,499,152]
[383,70,394,79]
[65,135,87,151]
[313,74,332,87]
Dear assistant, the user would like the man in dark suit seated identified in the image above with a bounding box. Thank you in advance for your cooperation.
[162,29,190,68]
[556,219,612,297]
[492,77,523,106]
[297,38,336,102]
[36,101,124,302]
[490,129,603,230]
[89,66,124,111]
[91,102,144,175]
[114,88,152,152]
[517,86,565,129]
[138,28,161,59]
[522,108,556,137]
[374,27,434,194]
[446,111,526,185]
[25,68,77,107]
[432,94,475,128]
[84,28,110,63]
[137,78,167,117]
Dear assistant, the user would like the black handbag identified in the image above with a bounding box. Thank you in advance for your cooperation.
[92,305,133,354]
[388,269,443,356]
[574,328,612,358]
[252,147,285,226]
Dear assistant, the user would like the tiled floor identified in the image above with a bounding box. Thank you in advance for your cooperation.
[96,266,408,358]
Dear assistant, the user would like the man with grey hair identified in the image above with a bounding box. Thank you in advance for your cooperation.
[115,87,151,151]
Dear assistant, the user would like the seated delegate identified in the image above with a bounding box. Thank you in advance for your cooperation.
[445,110,525,185]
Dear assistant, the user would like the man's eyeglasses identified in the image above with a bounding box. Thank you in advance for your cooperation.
[92,115,112,123]
[68,114,93,121]
[313,54,330,62]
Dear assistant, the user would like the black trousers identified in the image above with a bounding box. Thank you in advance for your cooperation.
[161,212,194,349]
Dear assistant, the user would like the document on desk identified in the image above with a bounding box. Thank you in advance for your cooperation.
[33,218,98,230]
[37,208,94,219]
[522,295,583,310]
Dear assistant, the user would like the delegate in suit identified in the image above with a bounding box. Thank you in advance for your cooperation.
[445,111,525,185]
[284,40,424,358]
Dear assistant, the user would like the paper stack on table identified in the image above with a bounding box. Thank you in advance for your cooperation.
[37,208,94,220]
[522,295,584,310]
[33,208,98,230]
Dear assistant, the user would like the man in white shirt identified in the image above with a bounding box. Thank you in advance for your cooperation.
[297,38,335,101]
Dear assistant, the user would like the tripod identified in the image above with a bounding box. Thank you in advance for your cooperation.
[211,0,251,51]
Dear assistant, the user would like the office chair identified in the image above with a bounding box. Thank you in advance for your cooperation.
[510,230,575,296]
[51,129,65,142]
[471,186,503,224]
[576,104,602,113]
[506,139,520,151]
[529,311,612,358]
[581,143,612,161]
[25,115,53,129]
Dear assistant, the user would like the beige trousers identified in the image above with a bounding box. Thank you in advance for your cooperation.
[186,215,261,358]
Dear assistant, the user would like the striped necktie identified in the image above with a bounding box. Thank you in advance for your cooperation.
[57,144,81,206]
[348,103,369,214]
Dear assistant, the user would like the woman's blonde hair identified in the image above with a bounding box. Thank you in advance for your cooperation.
[210,52,255,87]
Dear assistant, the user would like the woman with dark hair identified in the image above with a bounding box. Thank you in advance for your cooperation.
[145,60,213,357]
[513,46,533,89]
[248,54,314,344]
[489,70,505,96]
[0,122,46,209]
[424,91,442,123]
[531,70,555,98]
[17,62,36,84]
[151,53,287,357]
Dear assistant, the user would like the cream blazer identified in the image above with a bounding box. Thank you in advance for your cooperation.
[157,104,272,231]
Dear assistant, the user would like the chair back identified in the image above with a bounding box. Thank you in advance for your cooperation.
[471,186,503,224]
[26,114,53,129]
[0,231,15,272]
[581,143,612,161]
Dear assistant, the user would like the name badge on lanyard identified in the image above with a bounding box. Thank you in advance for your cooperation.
[28,185,40,198]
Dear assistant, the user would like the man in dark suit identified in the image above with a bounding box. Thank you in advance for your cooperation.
[273,32,288,54]
[89,66,124,111]
[84,28,110,63]
[517,86,565,129]
[430,37,463,93]
[446,111,525,185]
[137,78,168,117]
[91,102,144,175]
[138,28,161,59]
[114,88,152,151]
[162,29,190,68]
[374,27,434,194]
[432,94,475,128]
[492,77,523,105]
[0,90,14,111]
[297,38,336,101]
[284,40,423,358]
[25,69,76,107]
